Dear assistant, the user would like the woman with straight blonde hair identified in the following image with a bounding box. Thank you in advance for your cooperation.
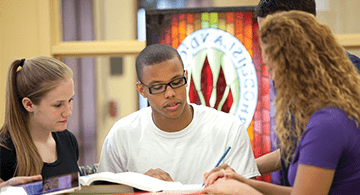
[202,10,360,195]
[0,56,79,187]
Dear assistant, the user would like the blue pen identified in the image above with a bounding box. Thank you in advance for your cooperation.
[214,146,231,168]
[202,146,232,187]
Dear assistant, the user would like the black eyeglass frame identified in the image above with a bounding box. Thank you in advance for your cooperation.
[139,71,187,94]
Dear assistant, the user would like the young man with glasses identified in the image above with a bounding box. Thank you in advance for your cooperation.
[98,44,260,184]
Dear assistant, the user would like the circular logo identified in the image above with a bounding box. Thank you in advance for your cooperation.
[177,28,258,129]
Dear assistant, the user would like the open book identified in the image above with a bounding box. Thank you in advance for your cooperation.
[79,172,203,193]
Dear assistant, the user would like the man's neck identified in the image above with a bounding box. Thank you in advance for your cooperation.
[152,104,194,132]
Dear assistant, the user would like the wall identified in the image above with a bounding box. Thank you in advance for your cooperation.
[317,0,360,57]
[0,0,51,125]
[213,0,258,6]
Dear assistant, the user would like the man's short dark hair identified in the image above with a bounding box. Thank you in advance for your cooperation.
[255,0,316,18]
[136,44,184,81]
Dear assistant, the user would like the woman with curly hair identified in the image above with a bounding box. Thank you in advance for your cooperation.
[202,10,360,195]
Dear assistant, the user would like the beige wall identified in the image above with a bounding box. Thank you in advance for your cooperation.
[317,0,360,34]
[213,0,258,6]
[0,0,52,125]
[317,0,360,57]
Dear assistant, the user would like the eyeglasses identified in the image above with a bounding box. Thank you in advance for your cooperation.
[139,76,187,94]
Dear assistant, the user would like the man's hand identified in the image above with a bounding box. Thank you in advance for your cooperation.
[144,168,173,182]
[0,175,42,188]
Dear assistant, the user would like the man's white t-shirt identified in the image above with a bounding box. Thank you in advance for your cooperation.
[98,104,260,184]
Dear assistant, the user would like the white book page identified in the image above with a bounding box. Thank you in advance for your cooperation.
[80,172,183,192]
[0,186,27,195]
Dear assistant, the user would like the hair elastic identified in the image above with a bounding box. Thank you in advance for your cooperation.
[19,59,25,67]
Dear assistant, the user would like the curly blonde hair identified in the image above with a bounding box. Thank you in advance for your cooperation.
[259,11,360,164]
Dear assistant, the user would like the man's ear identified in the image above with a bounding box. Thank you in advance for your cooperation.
[136,82,148,98]
[22,97,34,112]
